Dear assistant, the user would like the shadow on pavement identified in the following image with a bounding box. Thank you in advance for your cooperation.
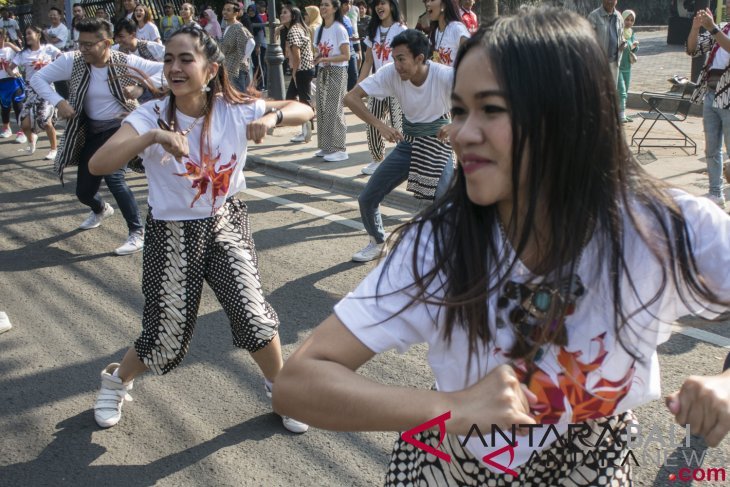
[0,410,277,487]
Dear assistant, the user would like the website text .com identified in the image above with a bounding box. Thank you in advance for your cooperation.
[668,467,727,482]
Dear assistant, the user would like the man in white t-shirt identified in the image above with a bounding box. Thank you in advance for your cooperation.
[344,29,454,262]
[45,7,70,51]
[31,18,164,256]
[0,9,20,47]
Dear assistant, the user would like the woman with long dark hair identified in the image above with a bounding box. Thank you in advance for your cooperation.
[7,26,61,159]
[425,0,469,66]
[279,5,315,143]
[357,0,406,175]
[275,7,730,485]
[313,0,350,161]
[220,1,255,93]
[88,26,313,434]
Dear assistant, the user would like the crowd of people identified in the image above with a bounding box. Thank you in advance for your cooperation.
[3,2,730,486]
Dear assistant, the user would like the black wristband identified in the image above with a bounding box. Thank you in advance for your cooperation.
[711,26,720,36]
[264,107,283,126]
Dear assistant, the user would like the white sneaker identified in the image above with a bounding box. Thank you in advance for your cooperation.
[15,131,27,144]
[361,160,381,175]
[352,237,385,262]
[26,134,37,155]
[264,381,309,433]
[0,128,11,138]
[78,202,114,230]
[94,363,133,428]
[0,311,12,334]
[290,132,306,143]
[705,192,727,209]
[115,231,144,256]
[45,149,57,160]
[323,151,349,162]
[315,149,331,157]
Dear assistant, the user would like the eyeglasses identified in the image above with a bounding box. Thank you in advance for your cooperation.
[78,39,106,50]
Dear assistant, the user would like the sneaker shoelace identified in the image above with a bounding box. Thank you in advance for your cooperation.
[96,383,133,412]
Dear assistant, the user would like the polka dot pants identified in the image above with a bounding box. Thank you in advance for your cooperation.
[384,411,635,486]
[134,198,279,375]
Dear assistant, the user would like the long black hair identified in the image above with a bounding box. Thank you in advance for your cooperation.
[428,0,462,50]
[162,27,256,169]
[22,25,48,51]
[380,6,728,366]
[316,0,345,46]
[366,0,403,43]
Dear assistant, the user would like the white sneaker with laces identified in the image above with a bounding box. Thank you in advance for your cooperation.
[0,128,11,138]
[323,151,349,162]
[15,132,27,144]
[352,237,385,262]
[79,202,114,230]
[290,132,306,143]
[115,231,144,256]
[264,381,309,433]
[705,192,727,209]
[94,363,133,428]
[45,149,57,160]
[361,160,381,175]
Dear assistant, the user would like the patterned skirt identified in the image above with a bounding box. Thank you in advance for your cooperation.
[20,86,57,133]
[384,411,634,487]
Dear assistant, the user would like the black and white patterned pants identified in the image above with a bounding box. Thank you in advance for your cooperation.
[384,411,635,487]
[316,65,347,153]
[366,96,403,162]
[134,198,279,375]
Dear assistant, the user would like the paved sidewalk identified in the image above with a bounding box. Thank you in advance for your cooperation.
[249,28,721,211]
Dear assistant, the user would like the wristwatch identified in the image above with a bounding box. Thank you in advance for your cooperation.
[711,26,720,36]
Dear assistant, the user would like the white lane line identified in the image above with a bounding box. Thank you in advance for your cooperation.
[671,324,730,348]
[242,187,364,231]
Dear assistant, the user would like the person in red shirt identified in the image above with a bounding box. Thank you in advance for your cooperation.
[257,0,269,22]
[460,0,478,34]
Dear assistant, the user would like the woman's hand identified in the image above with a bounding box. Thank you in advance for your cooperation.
[247,113,277,143]
[697,9,716,31]
[56,100,76,119]
[154,129,189,161]
[666,372,730,447]
[446,364,537,436]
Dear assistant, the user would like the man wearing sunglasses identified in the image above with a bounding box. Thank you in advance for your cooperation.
[31,18,164,256]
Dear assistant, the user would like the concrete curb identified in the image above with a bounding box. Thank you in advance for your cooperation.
[246,155,422,214]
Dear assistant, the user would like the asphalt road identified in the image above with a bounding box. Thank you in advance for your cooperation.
[1,137,729,487]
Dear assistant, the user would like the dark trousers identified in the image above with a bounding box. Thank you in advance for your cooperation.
[346,54,359,92]
[285,68,315,106]
[76,126,143,233]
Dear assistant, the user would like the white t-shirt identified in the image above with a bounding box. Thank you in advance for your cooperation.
[334,190,730,472]
[359,61,452,122]
[0,46,16,80]
[46,23,69,50]
[29,51,165,116]
[1,18,19,41]
[432,21,469,66]
[12,44,62,82]
[112,41,165,61]
[124,97,266,220]
[315,22,350,67]
[363,22,407,72]
[137,22,161,42]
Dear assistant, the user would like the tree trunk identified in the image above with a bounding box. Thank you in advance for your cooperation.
[477,0,499,23]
